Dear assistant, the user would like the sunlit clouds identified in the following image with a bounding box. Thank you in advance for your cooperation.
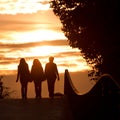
[0,0,91,75]
[0,9,65,43]
[0,0,51,14]
[0,30,66,44]
[0,37,90,74]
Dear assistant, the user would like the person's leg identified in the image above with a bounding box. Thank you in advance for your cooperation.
[50,80,55,98]
[21,82,27,99]
[38,82,42,98]
[34,83,38,98]
[47,79,52,97]
[47,79,55,98]
[24,83,28,99]
[21,85,24,99]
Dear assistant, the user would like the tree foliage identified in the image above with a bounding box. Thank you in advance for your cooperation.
[51,0,120,82]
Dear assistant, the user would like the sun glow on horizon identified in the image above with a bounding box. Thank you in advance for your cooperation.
[0,29,67,44]
[30,46,63,56]
[0,44,91,74]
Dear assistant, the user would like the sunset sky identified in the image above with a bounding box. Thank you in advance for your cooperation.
[0,0,94,98]
[0,0,91,75]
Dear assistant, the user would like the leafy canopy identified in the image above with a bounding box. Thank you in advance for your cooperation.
[51,0,120,82]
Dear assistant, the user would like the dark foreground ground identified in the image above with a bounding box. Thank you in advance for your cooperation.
[0,97,73,120]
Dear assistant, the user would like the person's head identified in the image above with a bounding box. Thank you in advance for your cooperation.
[20,58,26,65]
[33,59,41,66]
[49,56,54,63]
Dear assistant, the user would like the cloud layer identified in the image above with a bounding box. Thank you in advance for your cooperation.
[0,0,50,14]
[0,2,90,75]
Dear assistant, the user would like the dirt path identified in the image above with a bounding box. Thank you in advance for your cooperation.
[0,97,73,120]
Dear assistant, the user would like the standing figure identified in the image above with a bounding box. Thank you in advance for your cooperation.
[31,59,44,98]
[16,58,30,99]
[45,56,60,98]
[0,76,3,99]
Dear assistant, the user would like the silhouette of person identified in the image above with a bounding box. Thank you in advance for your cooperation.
[31,59,44,98]
[16,58,30,99]
[0,76,3,99]
[45,56,60,98]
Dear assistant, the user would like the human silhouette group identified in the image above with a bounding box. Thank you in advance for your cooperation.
[16,57,60,99]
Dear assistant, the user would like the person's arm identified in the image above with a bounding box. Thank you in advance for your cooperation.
[57,74,60,81]
[45,64,48,77]
[55,64,60,81]
[16,66,20,82]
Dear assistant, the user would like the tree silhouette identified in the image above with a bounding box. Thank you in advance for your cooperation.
[51,0,120,83]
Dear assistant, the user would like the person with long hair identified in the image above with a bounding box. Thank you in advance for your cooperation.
[31,59,44,98]
[16,58,30,99]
